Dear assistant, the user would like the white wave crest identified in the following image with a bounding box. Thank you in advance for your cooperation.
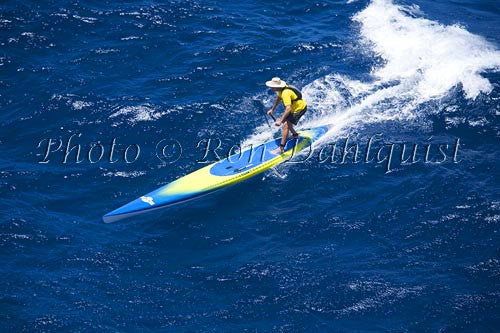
[354,0,500,100]
[296,0,500,141]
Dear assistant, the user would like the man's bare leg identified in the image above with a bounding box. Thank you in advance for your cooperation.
[288,121,298,138]
[271,122,290,154]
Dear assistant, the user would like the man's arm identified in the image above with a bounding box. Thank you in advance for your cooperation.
[275,89,292,125]
[267,96,281,115]
[275,105,292,125]
[280,105,292,123]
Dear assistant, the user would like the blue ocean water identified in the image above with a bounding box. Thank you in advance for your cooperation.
[1,0,499,331]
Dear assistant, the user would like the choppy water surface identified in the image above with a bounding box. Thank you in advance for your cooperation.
[1,0,499,331]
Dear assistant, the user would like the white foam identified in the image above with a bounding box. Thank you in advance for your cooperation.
[110,104,169,125]
[72,100,93,110]
[120,36,141,41]
[103,171,146,178]
[72,15,97,24]
[354,0,500,100]
[253,0,500,146]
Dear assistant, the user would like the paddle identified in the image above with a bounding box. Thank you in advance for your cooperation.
[254,99,277,129]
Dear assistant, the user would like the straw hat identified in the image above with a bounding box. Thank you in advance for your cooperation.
[265,77,286,88]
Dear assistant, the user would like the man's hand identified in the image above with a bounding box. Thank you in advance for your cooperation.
[274,119,282,126]
[267,109,274,116]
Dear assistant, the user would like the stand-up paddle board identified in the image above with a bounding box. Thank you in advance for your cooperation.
[103,125,330,223]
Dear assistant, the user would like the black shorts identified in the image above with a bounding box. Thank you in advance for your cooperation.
[285,106,307,125]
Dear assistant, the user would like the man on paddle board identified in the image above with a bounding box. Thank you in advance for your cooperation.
[265,77,307,154]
